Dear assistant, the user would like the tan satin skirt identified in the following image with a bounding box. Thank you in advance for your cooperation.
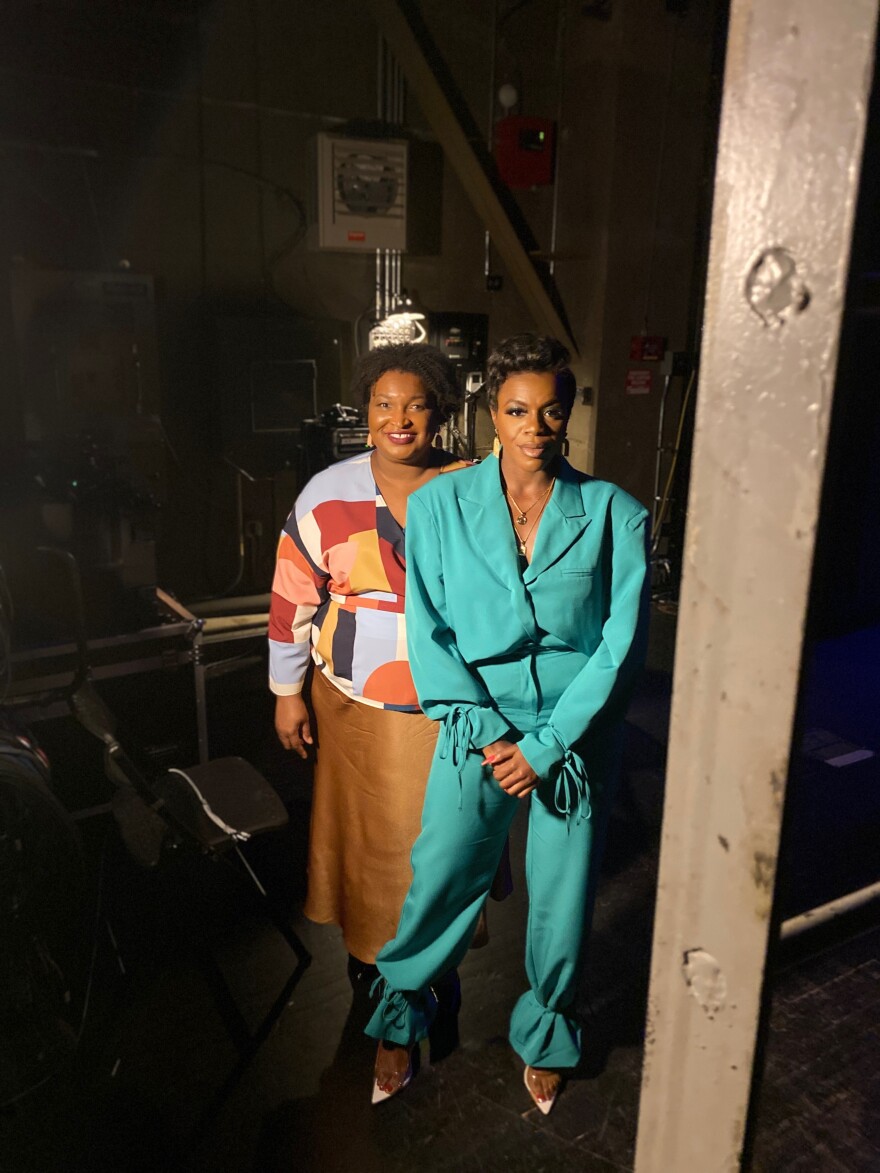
[303,668,439,963]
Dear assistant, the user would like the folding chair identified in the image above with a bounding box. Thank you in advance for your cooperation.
[40,549,311,1117]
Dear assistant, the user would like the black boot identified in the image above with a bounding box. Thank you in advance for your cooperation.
[428,969,461,1063]
[347,954,379,989]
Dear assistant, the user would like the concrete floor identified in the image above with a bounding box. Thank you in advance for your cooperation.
[2,610,879,1171]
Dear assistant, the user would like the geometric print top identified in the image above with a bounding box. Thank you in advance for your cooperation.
[268,449,464,712]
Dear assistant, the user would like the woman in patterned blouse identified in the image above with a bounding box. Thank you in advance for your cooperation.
[268,343,466,984]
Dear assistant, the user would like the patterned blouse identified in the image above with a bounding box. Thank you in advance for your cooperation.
[268,450,464,711]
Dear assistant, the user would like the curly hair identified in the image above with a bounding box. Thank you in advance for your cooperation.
[351,343,462,424]
[485,334,576,412]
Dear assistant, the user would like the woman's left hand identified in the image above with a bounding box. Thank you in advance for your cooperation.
[481,740,539,797]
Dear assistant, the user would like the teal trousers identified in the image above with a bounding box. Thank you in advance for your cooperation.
[365,649,619,1069]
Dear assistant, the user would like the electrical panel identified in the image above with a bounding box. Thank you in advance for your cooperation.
[315,133,408,252]
[426,312,488,379]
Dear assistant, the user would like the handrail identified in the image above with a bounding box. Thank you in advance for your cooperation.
[780,879,880,940]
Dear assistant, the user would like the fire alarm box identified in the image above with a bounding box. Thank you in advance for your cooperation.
[494,116,556,188]
[629,335,667,362]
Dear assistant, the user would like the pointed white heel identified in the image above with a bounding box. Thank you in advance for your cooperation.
[371,1044,413,1104]
[523,1065,560,1116]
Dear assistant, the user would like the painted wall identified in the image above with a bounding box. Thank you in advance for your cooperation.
[0,0,721,599]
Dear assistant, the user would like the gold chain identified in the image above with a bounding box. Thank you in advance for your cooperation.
[513,494,552,556]
[505,478,555,526]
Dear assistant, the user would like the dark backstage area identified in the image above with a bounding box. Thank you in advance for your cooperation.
[1,0,879,1170]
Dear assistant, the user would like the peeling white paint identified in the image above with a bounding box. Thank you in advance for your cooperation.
[682,949,728,1019]
[744,246,810,326]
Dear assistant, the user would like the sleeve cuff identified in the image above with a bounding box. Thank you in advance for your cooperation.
[467,706,513,749]
[518,727,567,779]
[269,679,305,697]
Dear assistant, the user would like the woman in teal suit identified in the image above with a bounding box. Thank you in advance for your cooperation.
[366,334,650,1112]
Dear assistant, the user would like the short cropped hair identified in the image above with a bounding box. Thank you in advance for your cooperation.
[485,334,577,413]
[351,343,462,424]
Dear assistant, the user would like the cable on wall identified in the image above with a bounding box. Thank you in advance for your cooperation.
[641,12,680,333]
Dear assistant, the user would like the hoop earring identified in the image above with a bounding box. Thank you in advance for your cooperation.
[561,436,570,457]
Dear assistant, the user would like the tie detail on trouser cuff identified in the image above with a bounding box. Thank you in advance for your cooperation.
[508,989,582,1069]
[364,977,438,1047]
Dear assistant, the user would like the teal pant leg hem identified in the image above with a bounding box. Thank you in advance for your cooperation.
[508,990,582,1069]
[364,978,437,1048]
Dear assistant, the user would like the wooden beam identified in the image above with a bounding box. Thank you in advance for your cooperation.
[367,0,578,356]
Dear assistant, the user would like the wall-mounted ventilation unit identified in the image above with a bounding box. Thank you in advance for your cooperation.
[316,133,408,252]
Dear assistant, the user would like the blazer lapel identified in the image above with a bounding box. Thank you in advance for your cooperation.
[522,460,590,585]
[459,454,521,589]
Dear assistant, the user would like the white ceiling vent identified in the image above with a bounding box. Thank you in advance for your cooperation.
[316,133,408,252]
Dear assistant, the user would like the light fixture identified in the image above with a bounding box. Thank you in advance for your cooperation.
[368,290,428,349]
[498,83,518,112]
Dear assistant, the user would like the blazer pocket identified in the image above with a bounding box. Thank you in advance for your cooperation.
[562,567,596,578]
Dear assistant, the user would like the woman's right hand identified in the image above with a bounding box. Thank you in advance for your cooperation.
[275,694,313,758]
[481,739,539,797]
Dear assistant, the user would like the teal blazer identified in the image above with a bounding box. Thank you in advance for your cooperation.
[404,453,650,780]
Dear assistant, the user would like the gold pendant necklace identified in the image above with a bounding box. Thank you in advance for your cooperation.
[515,495,551,556]
[506,478,555,526]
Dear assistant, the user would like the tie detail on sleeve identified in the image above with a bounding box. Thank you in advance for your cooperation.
[437,707,476,808]
[553,748,592,830]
